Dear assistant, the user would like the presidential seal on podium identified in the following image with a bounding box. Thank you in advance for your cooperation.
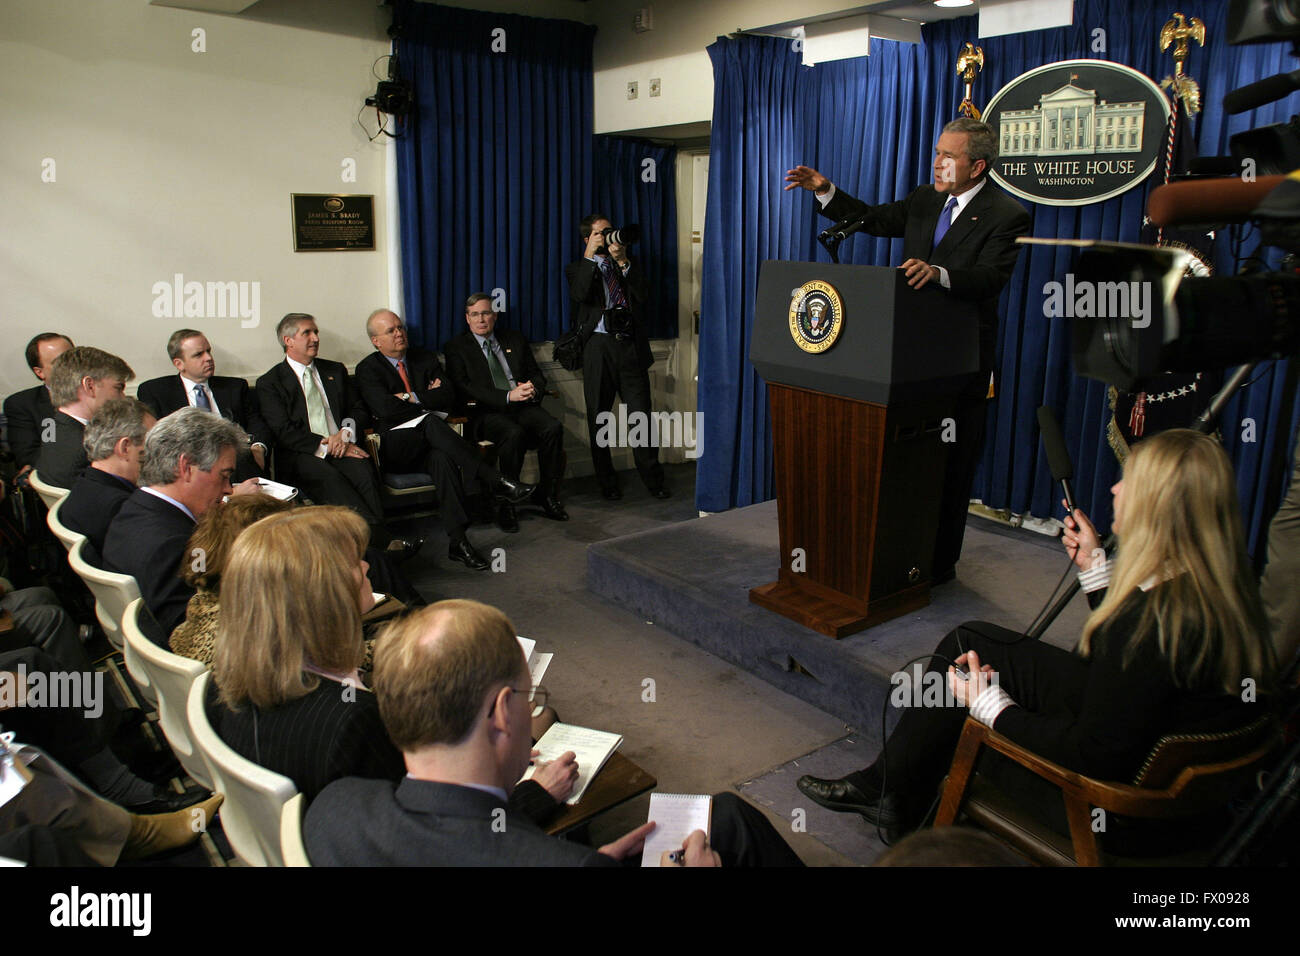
[789,279,843,353]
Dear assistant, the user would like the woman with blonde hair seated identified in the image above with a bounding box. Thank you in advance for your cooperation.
[797,428,1278,840]
[209,506,572,812]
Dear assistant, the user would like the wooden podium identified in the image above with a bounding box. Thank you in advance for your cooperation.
[748,261,980,638]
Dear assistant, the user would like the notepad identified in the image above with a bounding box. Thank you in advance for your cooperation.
[641,793,713,867]
[522,723,622,805]
[254,478,299,501]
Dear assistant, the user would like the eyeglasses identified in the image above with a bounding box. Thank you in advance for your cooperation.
[509,683,549,718]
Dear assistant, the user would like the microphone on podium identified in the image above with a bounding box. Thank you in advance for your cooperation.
[818,215,870,243]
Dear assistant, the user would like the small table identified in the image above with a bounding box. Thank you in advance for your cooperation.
[545,752,657,836]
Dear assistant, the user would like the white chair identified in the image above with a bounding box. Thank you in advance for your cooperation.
[187,671,298,867]
[280,793,311,867]
[120,598,212,789]
[66,538,140,659]
[27,469,68,510]
[45,495,87,553]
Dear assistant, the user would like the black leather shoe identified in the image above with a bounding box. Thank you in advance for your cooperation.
[497,502,520,533]
[796,774,903,827]
[125,784,212,815]
[538,496,569,521]
[650,487,671,499]
[601,486,622,501]
[385,537,425,562]
[493,476,537,504]
[448,538,490,570]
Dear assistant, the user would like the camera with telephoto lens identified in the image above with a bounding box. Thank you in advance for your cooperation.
[601,224,641,247]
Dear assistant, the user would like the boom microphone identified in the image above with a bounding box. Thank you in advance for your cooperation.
[1223,69,1300,114]
[1036,405,1076,517]
[1146,175,1286,227]
[818,215,870,243]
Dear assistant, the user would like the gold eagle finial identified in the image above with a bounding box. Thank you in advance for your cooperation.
[1160,12,1207,114]
[955,43,984,119]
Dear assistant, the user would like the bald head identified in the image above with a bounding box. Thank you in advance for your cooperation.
[366,309,409,358]
[372,600,525,751]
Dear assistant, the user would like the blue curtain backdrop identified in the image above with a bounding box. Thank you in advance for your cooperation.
[392,1,594,347]
[697,0,1300,559]
[590,135,680,339]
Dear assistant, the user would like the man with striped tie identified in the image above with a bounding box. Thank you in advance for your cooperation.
[136,329,269,481]
[784,118,1030,585]
[355,309,535,570]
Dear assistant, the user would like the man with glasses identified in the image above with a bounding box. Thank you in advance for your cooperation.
[443,293,568,532]
[355,309,535,570]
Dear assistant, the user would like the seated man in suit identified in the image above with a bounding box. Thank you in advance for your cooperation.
[304,598,805,867]
[60,398,155,563]
[443,294,568,532]
[136,329,269,481]
[4,332,73,483]
[37,347,134,489]
[102,407,260,647]
[355,309,534,569]
[256,313,418,559]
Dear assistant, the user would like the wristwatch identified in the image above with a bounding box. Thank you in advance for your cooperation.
[400,392,410,402]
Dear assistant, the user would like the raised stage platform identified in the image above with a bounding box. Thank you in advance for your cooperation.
[587,500,1092,744]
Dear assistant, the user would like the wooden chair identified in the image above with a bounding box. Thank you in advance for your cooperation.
[187,670,299,867]
[67,538,140,657]
[27,469,67,510]
[121,598,212,788]
[45,495,87,553]
[933,715,1279,866]
[280,792,311,867]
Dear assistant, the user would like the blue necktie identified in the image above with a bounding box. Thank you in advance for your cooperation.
[193,384,211,411]
[932,197,958,249]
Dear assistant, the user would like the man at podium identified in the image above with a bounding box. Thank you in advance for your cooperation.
[785,118,1030,583]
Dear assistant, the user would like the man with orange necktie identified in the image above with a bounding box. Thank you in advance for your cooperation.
[355,309,534,570]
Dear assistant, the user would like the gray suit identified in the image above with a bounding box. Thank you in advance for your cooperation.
[304,776,617,867]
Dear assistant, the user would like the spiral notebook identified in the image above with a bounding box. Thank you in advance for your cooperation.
[641,793,713,867]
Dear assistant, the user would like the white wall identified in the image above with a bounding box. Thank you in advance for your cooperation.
[1,0,391,395]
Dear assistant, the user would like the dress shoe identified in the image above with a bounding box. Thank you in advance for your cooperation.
[121,794,224,861]
[448,537,490,570]
[601,486,623,501]
[385,537,425,562]
[124,784,212,815]
[493,475,537,504]
[796,774,903,828]
[537,495,569,521]
[497,502,520,533]
[649,487,671,499]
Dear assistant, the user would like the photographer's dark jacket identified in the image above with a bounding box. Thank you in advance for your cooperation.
[564,256,653,371]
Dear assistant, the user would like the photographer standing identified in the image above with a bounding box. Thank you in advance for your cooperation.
[565,213,669,500]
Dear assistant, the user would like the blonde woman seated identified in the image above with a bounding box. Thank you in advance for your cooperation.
[208,506,572,814]
[797,429,1278,845]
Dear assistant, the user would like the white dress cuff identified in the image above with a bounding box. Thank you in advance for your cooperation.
[969,684,1016,727]
[1077,558,1112,593]
[815,183,837,206]
[937,266,951,289]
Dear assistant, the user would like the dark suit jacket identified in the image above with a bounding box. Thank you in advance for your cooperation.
[565,256,653,370]
[354,347,457,433]
[60,467,135,561]
[442,329,546,413]
[35,411,88,489]
[821,181,1030,375]
[137,374,269,448]
[102,489,196,646]
[3,384,54,470]
[255,358,371,457]
[304,776,617,866]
